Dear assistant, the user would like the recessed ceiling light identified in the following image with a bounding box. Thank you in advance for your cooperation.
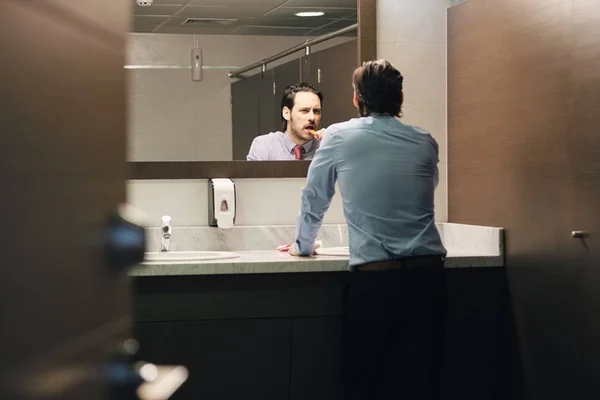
[295,11,325,17]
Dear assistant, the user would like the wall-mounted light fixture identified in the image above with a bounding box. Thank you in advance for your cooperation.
[191,48,202,81]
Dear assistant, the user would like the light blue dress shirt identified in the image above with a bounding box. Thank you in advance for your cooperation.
[294,115,447,269]
[247,131,319,161]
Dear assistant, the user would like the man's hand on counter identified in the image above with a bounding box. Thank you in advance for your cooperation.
[288,242,321,257]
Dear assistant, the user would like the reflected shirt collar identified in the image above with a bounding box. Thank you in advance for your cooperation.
[280,131,316,154]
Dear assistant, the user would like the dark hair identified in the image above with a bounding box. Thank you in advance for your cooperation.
[352,59,404,117]
[280,82,323,131]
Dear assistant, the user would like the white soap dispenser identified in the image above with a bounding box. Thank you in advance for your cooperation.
[208,178,236,229]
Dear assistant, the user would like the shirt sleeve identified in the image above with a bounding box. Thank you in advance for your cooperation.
[246,137,263,161]
[430,136,440,189]
[294,131,338,255]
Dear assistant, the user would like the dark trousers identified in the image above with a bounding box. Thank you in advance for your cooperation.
[341,257,447,400]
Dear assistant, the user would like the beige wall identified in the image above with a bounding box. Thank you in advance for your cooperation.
[377,0,448,222]
[127,33,353,161]
[128,179,346,227]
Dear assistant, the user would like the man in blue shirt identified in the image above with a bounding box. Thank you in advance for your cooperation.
[290,60,447,400]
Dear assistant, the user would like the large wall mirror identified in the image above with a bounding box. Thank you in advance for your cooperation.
[128,0,375,179]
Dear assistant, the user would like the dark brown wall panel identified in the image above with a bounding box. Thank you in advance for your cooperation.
[231,73,261,160]
[0,0,130,397]
[358,0,376,63]
[569,0,600,380]
[319,39,359,127]
[448,0,600,398]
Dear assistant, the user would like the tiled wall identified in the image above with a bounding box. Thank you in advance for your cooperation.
[128,33,352,161]
[376,0,448,221]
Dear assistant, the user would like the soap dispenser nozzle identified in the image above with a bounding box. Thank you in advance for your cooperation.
[161,215,171,252]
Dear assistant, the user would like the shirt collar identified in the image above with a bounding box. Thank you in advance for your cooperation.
[369,112,394,117]
[280,131,316,154]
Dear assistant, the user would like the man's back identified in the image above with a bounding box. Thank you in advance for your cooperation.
[293,60,448,400]
[327,115,446,266]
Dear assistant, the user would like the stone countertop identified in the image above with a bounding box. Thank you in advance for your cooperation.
[129,249,504,277]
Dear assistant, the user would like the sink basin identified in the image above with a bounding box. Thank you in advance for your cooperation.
[144,251,240,262]
[315,246,349,256]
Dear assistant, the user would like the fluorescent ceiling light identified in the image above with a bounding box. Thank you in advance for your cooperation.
[295,11,325,17]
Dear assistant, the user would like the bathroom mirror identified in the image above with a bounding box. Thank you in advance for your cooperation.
[127,0,375,179]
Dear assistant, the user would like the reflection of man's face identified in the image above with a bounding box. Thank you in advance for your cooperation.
[284,92,322,144]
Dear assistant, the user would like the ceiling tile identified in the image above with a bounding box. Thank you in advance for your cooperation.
[179,5,273,19]
[287,0,356,7]
[143,0,187,4]
[267,7,356,19]
[191,0,284,6]
[129,0,358,35]
[231,26,313,36]
[249,17,340,28]
[156,25,237,34]
[133,4,182,16]
[133,16,169,32]
[158,16,238,34]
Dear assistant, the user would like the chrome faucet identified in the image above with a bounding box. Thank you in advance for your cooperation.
[161,215,172,252]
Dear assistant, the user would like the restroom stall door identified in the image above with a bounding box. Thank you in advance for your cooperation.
[318,39,358,127]
[273,59,301,130]
[569,0,600,385]
[231,74,261,160]
[0,0,134,399]
[259,69,277,135]
[300,53,320,88]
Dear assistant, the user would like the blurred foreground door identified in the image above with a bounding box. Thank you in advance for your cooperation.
[0,1,171,399]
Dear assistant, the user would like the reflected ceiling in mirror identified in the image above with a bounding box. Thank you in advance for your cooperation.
[132,0,357,37]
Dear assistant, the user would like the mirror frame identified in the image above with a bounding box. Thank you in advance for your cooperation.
[129,0,376,180]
